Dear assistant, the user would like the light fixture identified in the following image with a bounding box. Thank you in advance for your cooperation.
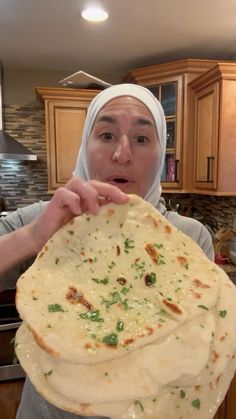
[81,7,109,22]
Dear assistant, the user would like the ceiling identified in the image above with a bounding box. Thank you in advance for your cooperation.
[1,0,236,81]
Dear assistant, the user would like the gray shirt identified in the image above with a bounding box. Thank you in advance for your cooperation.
[0,201,214,419]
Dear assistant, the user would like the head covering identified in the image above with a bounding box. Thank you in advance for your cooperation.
[73,83,166,207]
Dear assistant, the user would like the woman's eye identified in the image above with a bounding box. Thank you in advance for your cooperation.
[135,136,148,144]
[101,132,113,141]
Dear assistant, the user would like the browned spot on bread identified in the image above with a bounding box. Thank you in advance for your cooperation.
[157,323,163,328]
[123,337,135,345]
[32,329,60,357]
[212,350,220,363]
[80,251,85,256]
[163,299,183,315]
[190,289,202,299]
[232,354,235,359]
[88,257,94,263]
[69,219,74,225]
[116,245,121,256]
[209,382,213,390]
[145,243,158,263]
[216,375,221,385]
[107,208,116,217]
[66,287,93,310]
[145,326,154,335]
[193,278,210,288]
[164,225,172,233]
[194,385,201,391]
[84,342,93,349]
[177,256,187,266]
[145,214,159,228]
[116,277,127,285]
[220,332,228,341]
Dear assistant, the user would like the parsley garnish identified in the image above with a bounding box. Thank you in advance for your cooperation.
[116,321,124,332]
[44,369,53,377]
[219,310,227,318]
[191,398,201,409]
[180,389,186,399]
[124,238,135,253]
[79,309,104,322]
[55,257,60,265]
[198,304,209,310]
[102,332,118,346]
[48,303,65,312]
[91,276,109,285]
[134,400,144,411]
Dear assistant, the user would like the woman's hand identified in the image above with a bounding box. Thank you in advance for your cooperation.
[28,177,128,253]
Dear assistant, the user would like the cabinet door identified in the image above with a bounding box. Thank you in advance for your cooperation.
[194,82,219,190]
[46,100,91,191]
[148,76,183,190]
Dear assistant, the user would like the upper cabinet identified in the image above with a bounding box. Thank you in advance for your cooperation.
[36,87,99,192]
[124,59,216,192]
[189,63,236,195]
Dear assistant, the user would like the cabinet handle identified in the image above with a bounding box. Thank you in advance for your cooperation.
[207,156,214,182]
[174,159,179,182]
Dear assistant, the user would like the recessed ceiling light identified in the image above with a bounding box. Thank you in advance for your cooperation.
[81,7,109,22]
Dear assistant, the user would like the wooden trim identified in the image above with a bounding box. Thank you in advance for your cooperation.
[35,87,100,103]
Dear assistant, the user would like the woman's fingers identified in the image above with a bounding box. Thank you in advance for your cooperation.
[64,177,128,215]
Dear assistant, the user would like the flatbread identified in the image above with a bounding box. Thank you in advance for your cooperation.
[16,194,220,364]
[15,194,236,418]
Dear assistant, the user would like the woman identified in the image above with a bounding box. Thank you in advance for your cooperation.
[0,84,213,419]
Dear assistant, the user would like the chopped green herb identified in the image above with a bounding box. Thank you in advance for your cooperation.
[104,372,108,376]
[32,296,38,301]
[67,230,74,235]
[121,287,130,295]
[198,304,209,310]
[102,332,118,346]
[124,238,135,253]
[184,263,189,270]
[154,243,163,249]
[191,398,201,409]
[101,292,129,311]
[55,257,60,265]
[44,369,53,377]
[48,303,65,313]
[47,324,52,328]
[79,309,104,322]
[134,400,144,412]
[116,321,124,332]
[219,310,227,318]
[91,276,109,285]
[90,333,97,340]
[108,261,116,270]
[86,217,90,221]
[180,389,186,399]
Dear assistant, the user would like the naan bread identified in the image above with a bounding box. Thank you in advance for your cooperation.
[16,195,220,364]
[15,194,236,418]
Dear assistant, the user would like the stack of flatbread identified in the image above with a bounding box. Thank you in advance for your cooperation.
[15,195,236,418]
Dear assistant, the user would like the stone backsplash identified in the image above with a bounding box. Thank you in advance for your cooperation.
[0,104,52,210]
[0,104,236,230]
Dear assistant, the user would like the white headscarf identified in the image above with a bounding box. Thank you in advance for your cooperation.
[73,83,166,208]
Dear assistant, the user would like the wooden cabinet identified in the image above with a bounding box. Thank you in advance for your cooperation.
[36,87,100,192]
[124,59,216,192]
[0,379,25,419]
[189,63,236,195]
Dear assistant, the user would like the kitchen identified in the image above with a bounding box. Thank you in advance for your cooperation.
[0,0,236,418]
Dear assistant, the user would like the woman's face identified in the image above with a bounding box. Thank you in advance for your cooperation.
[87,96,161,198]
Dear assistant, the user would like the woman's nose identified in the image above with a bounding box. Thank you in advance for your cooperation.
[112,137,134,165]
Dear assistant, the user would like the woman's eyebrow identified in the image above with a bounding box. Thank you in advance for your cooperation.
[96,115,116,124]
[134,117,154,127]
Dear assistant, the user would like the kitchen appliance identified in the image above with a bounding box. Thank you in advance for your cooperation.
[0,287,25,381]
[0,63,37,161]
